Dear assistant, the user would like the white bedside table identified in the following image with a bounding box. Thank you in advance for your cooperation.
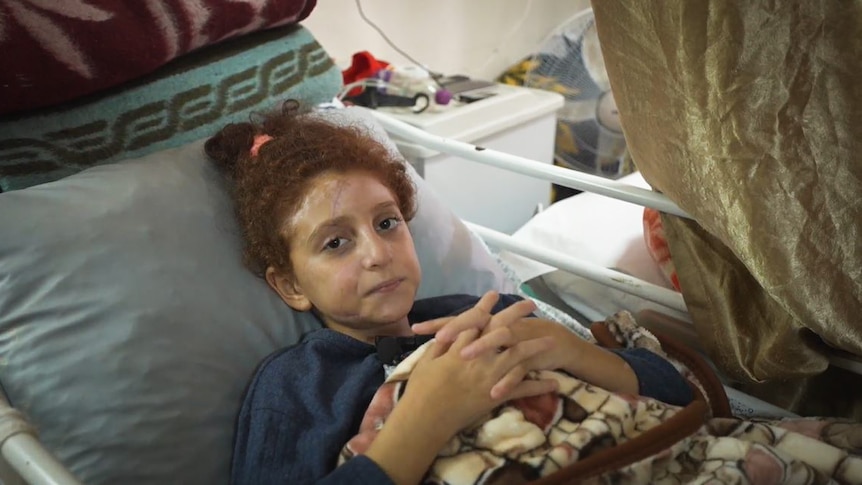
[384,83,564,235]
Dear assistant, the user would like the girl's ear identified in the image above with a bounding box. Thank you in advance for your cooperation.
[265,266,312,312]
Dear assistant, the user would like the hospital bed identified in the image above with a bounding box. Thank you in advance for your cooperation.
[2,2,861,484]
[1,106,858,483]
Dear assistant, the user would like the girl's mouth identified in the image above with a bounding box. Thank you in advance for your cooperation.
[368,278,403,294]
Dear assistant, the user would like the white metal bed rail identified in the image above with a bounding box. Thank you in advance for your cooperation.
[370,109,692,219]
[0,391,82,485]
[370,109,862,377]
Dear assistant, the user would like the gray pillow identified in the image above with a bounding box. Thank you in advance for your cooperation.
[0,107,514,484]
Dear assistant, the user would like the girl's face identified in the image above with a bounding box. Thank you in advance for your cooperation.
[266,170,421,341]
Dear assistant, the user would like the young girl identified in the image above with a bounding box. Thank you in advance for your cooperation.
[205,101,693,485]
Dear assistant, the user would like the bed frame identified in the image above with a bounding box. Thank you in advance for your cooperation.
[1,109,859,484]
[373,111,862,376]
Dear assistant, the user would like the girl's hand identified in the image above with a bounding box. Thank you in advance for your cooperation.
[462,317,579,367]
[410,292,558,400]
[462,317,640,396]
[411,291,538,345]
[403,322,558,437]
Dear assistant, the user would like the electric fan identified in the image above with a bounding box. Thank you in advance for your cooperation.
[523,8,629,180]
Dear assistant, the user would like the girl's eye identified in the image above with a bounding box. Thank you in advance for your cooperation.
[324,237,346,250]
[379,217,401,231]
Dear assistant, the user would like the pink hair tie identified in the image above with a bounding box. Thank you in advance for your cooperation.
[250,134,274,157]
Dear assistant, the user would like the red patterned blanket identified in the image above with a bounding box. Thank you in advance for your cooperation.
[0,0,315,115]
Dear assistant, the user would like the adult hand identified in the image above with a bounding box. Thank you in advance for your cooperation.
[462,317,581,368]
[461,316,640,396]
[416,293,584,375]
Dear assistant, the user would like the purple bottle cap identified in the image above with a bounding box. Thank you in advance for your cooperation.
[378,70,393,82]
[434,88,453,105]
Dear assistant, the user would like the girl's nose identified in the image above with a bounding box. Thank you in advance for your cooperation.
[361,233,392,269]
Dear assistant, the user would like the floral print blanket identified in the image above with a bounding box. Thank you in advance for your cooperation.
[339,312,862,484]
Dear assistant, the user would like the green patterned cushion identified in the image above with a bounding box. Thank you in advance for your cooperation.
[0,24,341,192]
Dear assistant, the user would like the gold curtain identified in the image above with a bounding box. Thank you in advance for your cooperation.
[591,1,862,390]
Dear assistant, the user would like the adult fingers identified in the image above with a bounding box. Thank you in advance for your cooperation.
[432,314,488,344]
[433,291,499,344]
[460,299,537,358]
[460,326,515,360]
[422,338,446,359]
[489,362,530,400]
[449,327,481,353]
[486,298,536,332]
[488,336,555,398]
[500,336,555,369]
[474,290,501,314]
[410,317,451,335]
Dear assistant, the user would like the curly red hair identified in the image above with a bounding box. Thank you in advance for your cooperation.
[205,102,416,277]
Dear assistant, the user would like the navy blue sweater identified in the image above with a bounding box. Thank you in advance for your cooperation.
[230,294,693,485]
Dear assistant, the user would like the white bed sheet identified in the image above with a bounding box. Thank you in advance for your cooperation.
[501,172,687,323]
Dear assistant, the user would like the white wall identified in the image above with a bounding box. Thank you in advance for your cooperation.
[302,0,591,81]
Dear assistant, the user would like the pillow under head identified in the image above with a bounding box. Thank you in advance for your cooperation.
[0,140,322,484]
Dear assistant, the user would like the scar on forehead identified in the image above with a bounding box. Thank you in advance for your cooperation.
[286,174,352,234]
[329,177,349,214]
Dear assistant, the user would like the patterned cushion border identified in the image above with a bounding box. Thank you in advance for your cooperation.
[0,24,341,192]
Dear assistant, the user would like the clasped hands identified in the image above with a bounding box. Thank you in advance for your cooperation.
[410,291,584,401]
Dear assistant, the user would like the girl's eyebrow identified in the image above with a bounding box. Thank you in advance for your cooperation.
[373,201,398,211]
[306,217,349,246]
